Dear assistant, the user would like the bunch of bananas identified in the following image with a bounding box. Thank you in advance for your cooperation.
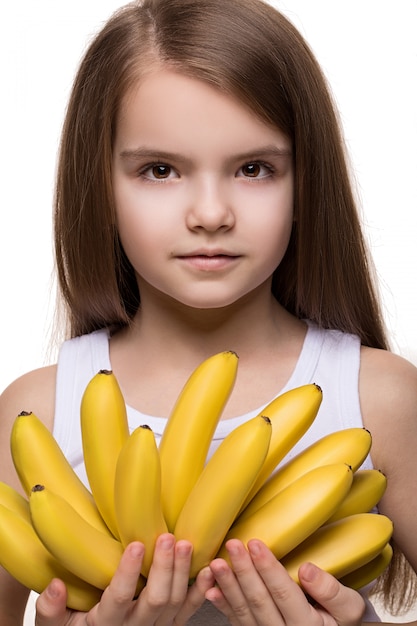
[0,351,393,610]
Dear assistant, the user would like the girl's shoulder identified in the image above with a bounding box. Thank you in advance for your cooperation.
[0,365,57,496]
[0,364,57,433]
[359,346,417,469]
[359,345,417,401]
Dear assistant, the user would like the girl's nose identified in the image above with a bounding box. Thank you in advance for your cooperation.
[185,177,235,232]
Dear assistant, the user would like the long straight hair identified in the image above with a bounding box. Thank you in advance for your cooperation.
[55,0,388,347]
[53,1,414,609]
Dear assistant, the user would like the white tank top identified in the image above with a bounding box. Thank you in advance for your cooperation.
[53,320,380,622]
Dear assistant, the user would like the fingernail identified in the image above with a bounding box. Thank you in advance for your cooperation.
[128,542,144,560]
[158,534,175,549]
[176,540,192,557]
[300,562,319,582]
[226,539,242,557]
[201,566,215,581]
[248,540,262,557]
[46,579,60,599]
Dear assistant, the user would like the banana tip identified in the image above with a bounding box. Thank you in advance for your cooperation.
[31,484,45,493]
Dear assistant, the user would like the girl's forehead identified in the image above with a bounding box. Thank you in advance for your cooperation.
[116,68,291,152]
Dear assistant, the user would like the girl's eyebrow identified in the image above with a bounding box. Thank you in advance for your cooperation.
[119,148,189,163]
[118,145,292,163]
[233,146,293,161]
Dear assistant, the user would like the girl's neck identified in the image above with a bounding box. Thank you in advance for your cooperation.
[109,288,307,418]
[120,287,300,360]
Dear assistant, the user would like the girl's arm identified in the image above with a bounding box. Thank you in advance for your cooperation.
[0,566,30,626]
[0,367,57,625]
[359,348,417,576]
[361,348,417,625]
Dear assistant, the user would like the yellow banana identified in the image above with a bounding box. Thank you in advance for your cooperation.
[339,542,393,590]
[239,427,372,522]
[10,411,110,535]
[239,383,323,511]
[0,503,102,611]
[0,480,30,519]
[326,469,387,524]
[159,351,239,531]
[29,484,124,590]
[174,414,272,579]
[81,369,130,538]
[114,425,168,577]
[281,513,393,584]
[218,463,353,562]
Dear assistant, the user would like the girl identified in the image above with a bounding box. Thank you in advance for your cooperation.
[1,0,416,624]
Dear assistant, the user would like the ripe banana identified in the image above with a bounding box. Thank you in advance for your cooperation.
[10,411,110,535]
[0,503,102,611]
[29,484,124,590]
[281,513,393,584]
[326,469,387,524]
[218,463,353,562]
[81,369,130,538]
[239,427,372,522]
[339,542,393,590]
[174,414,272,578]
[114,425,168,577]
[0,480,30,519]
[239,383,322,511]
[159,351,239,531]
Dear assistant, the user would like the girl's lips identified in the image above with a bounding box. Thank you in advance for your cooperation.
[178,254,240,271]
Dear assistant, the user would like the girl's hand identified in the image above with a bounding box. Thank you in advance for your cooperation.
[207,539,365,626]
[35,534,215,626]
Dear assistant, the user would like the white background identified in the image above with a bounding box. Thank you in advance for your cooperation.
[0,3,416,620]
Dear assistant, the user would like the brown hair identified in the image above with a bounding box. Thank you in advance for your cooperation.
[55,0,388,346]
[53,0,414,609]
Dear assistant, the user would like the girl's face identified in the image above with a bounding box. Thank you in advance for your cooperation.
[112,69,294,311]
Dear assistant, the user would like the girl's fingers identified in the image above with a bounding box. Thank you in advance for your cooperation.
[246,539,326,625]
[134,533,177,624]
[247,539,309,600]
[93,541,146,625]
[35,578,70,626]
[92,535,197,626]
[225,539,291,624]
[35,544,144,626]
[154,540,194,626]
[248,539,365,626]
[208,554,259,626]
[174,566,216,625]
[33,541,364,626]
[298,562,365,626]
[166,540,193,606]
[205,581,237,624]
[206,560,250,626]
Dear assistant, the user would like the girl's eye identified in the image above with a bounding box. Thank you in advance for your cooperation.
[238,162,273,179]
[140,164,177,180]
